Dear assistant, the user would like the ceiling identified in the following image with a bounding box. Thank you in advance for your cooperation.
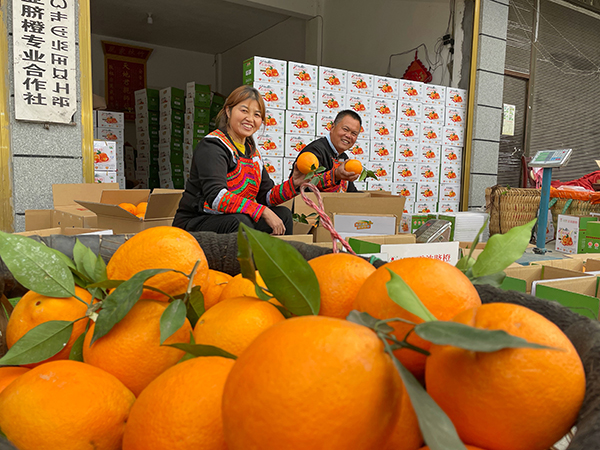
[90,0,293,55]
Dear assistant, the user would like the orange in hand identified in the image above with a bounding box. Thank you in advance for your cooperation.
[344,159,363,175]
[296,152,319,174]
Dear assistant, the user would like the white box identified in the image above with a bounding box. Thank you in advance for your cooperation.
[366,161,393,182]
[439,202,460,213]
[135,103,149,119]
[347,72,374,96]
[370,139,395,162]
[371,97,397,120]
[96,111,125,129]
[399,80,424,102]
[439,183,461,202]
[417,182,439,202]
[382,241,460,264]
[245,56,287,84]
[262,156,283,179]
[93,140,117,171]
[395,142,419,163]
[421,104,445,125]
[370,118,395,141]
[317,90,346,114]
[94,170,118,184]
[283,157,296,176]
[334,213,397,239]
[443,126,465,147]
[284,134,314,158]
[415,201,437,214]
[555,215,580,254]
[403,201,415,214]
[397,100,422,123]
[366,181,393,192]
[347,139,370,162]
[288,61,318,88]
[96,127,124,143]
[392,182,417,201]
[354,181,367,191]
[253,82,286,110]
[346,94,372,119]
[396,121,420,143]
[446,87,468,109]
[393,162,418,183]
[418,144,442,164]
[373,76,399,99]
[418,163,440,183]
[264,108,285,134]
[287,86,318,113]
[441,161,461,183]
[442,146,462,164]
[445,106,466,128]
[184,98,195,115]
[318,66,347,92]
[256,132,285,157]
[420,123,443,145]
[285,110,316,135]
[359,116,371,137]
[316,112,336,137]
[271,173,283,185]
[423,84,446,105]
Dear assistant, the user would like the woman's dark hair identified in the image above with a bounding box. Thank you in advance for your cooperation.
[215,85,266,153]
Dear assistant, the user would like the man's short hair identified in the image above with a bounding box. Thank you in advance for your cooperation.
[333,110,362,127]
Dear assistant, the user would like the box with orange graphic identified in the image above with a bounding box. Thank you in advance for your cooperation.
[393,162,418,183]
[253,82,286,110]
[374,76,399,99]
[399,80,424,102]
[439,202,460,213]
[244,56,287,85]
[423,84,446,106]
[445,106,466,128]
[395,142,419,163]
[316,113,336,137]
[370,139,395,162]
[97,111,124,129]
[397,101,422,123]
[354,181,367,191]
[346,94,372,119]
[441,161,461,183]
[288,61,318,88]
[415,201,437,214]
[264,108,285,134]
[346,139,370,162]
[284,134,314,158]
[372,98,397,120]
[446,88,467,109]
[333,213,398,240]
[421,104,445,125]
[396,121,420,143]
[442,146,462,165]
[419,144,441,164]
[347,71,374,96]
[287,86,318,113]
[256,132,284,157]
[420,124,443,145]
[261,155,283,179]
[96,127,124,143]
[366,161,393,182]
[283,157,295,177]
[418,163,440,183]
[443,126,464,147]
[366,181,393,192]
[392,182,417,201]
[317,90,347,114]
[402,201,415,214]
[370,118,395,141]
[439,183,461,202]
[318,66,347,92]
[417,182,439,203]
[285,110,316,135]
[93,140,117,171]
[359,116,370,137]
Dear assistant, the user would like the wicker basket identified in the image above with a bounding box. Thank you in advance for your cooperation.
[486,186,600,235]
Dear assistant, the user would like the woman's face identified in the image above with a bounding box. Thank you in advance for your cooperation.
[226,99,263,143]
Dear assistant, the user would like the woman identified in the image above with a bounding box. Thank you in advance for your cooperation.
[173,85,305,235]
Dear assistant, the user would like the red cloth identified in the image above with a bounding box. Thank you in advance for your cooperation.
[550,170,600,191]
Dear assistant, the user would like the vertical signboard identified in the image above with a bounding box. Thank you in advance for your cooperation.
[12,0,77,123]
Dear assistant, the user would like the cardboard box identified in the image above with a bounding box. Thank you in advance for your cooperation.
[135,88,160,111]
[96,111,124,129]
[95,127,124,143]
[243,56,287,85]
[392,182,417,201]
[418,163,440,183]
[399,213,430,233]
[442,146,462,164]
[288,61,318,88]
[316,112,336,137]
[185,82,211,108]
[253,82,286,110]
[349,235,459,264]
[366,181,393,192]
[264,108,285,134]
[346,93,371,119]
[347,140,370,162]
[531,258,585,271]
[159,87,185,111]
[414,201,437,214]
[333,213,397,240]
[443,126,464,147]
[287,86,318,113]
[533,277,599,319]
[446,87,467,109]
[445,106,466,128]
[395,142,419,163]
[348,234,416,254]
[584,221,600,253]
[276,234,314,244]
[418,144,441,164]
[397,100,422,123]
[317,90,346,114]
[439,183,460,202]
[394,162,418,183]
[501,265,592,294]
[370,139,395,162]
[284,134,312,158]
[16,227,112,237]
[396,121,420,144]
[373,76,399,99]
[318,66,347,92]
[262,156,283,179]
[74,189,183,234]
[417,182,438,202]
[93,140,117,171]
[256,132,285,157]
[284,110,316,135]
[420,123,443,145]
[371,118,395,141]
[555,215,597,254]
[441,162,460,183]
[347,71,374,96]
[371,97,397,120]
[367,161,393,182]
[399,80,424,102]
[423,84,446,105]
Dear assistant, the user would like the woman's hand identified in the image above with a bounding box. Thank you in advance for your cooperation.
[261,207,286,235]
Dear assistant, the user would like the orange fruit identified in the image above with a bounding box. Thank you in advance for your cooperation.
[203,269,233,310]
[296,152,320,174]
[135,213,145,219]
[0,367,30,394]
[0,360,135,450]
[222,316,402,450]
[122,356,234,450]
[83,299,192,397]
[419,447,486,450]
[106,226,209,302]
[135,202,148,215]
[425,303,585,450]
[218,271,266,302]
[353,257,481,380]
[118,202,138,215]
[384,384,423,450]
[193,297,285,356]
[345,159,363,174]
[6,286,93,367]
[308,253,375,319]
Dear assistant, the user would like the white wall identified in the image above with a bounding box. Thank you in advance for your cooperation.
[91,34,216,97]
[321,0,454,85]
[219,17,306,95]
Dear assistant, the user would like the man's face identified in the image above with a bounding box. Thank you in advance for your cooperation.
[330,116,361,154]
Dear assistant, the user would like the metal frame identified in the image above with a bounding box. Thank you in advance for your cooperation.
[79,0,94,183]
[0,4,13,233]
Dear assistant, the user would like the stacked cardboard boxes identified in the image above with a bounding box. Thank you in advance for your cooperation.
[134,88,161,189]
[158,87,185,189]
[183,83,211,179]
[94,111,125,188]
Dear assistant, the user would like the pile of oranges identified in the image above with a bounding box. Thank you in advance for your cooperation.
[118,201,148,219]
[0,226,586,450]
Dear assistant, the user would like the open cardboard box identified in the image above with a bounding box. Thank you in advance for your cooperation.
[275,234,314,244]
[531,258,585,272]
[15,227,111,237]
[333,213,398,241]
[25,183,120,230]
[501,265,593,294]
[75,189,183,234]
[347,235,460,264]
[533,276,600,320]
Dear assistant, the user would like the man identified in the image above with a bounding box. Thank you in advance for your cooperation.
[293,110,362,192]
